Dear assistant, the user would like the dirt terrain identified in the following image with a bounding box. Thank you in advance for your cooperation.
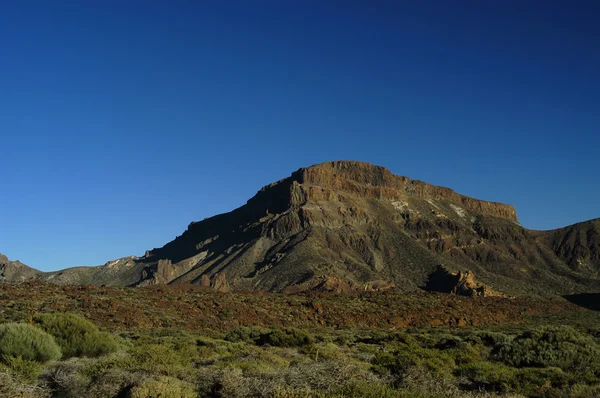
[0,282,580,333]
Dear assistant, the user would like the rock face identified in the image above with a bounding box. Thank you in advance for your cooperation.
[425,265,507,297]
[293,161,518,222]
[3,161,599,297]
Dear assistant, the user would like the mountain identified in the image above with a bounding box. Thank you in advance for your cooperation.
[2,161,598,297]
[0,254,40,282]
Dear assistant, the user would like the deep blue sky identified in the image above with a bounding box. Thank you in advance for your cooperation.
[1,1,599,271]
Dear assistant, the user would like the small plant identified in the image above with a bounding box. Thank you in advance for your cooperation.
[0,323,61,362]
[33,312,118,358]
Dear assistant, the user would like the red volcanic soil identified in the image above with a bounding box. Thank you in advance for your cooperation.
[0,282,581,332]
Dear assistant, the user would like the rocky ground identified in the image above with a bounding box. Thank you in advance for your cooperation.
[0,282,581,333]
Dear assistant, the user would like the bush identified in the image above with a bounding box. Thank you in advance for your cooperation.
[129,376,197,398]
[0,371,50,398]
[458,361,569,395]
[224,327,266,344]
[0,355,42,383]
[372,343,456,380]
[0,323,61,362]
[257,328,315,348]
[33,312,118,358]
[492,326,600,372]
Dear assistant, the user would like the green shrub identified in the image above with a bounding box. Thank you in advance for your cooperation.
[129,376,197,398]
[126,341,197,376]
[0,355,42,383]
[458,361,519,393]
[33,312,118,358]
[569,383,600,398]
[224,327,265,344]
[492,326,600,372]
[458,361,570,395]
[0,323,61,362]
[318,380,399,398]
[257,328,314,348]
[474,331,512,347]
[372,341,456,380]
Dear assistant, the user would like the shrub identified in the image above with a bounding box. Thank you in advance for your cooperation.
[257,328,314,348]
[0,371,50,398]
[319,380,399,398]
[43,358,92,397]
[492,326,600,372]
[458,361,570,395]
[33,312,118,358]
[474,331,512,347]
[127,342,196,376]
[0,355,42,383]
[0,323,61,362]
[129,376,197,398]
[458,361,518,393]
[569,383,600,398]
[224,327,266,344]
[372,345,455,380]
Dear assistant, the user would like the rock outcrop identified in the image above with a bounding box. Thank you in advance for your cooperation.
[282,276,395,294]
[291,161,518,222]
[425,264,507,297]
[199,273,230,292]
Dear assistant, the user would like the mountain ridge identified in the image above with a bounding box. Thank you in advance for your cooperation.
[2,161,598,297]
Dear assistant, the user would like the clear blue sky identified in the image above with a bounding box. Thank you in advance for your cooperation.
[1,1,598,271]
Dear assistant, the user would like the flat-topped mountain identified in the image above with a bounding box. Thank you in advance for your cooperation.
[2,161,599,296]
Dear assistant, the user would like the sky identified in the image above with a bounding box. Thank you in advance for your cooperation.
[1,1,599,271]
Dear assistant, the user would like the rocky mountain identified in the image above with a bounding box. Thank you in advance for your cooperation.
[2,161,599,297]
[0,254,40,282]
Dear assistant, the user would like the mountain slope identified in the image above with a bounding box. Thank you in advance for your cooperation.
[0,254,40,282]
[536,219,600,275]
[126,161,600,296]
[2,161,598,297]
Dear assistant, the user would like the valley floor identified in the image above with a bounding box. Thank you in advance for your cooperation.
[0,283,599,397]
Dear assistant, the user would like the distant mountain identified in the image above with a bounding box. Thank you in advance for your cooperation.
[2,161,598,297]
[0,254,40,282]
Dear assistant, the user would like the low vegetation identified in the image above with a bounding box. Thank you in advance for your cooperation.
[33,312,119,358]
[0,282,598,397]
[0,323,61,362]
[0,311,598,397]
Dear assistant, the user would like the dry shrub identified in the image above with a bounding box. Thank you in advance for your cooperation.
[197,360,385,398]
[127,375,196,398]
[0,370,50,398]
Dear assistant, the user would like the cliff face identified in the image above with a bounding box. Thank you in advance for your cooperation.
[244,161,517,223]
[290,161,518,222]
